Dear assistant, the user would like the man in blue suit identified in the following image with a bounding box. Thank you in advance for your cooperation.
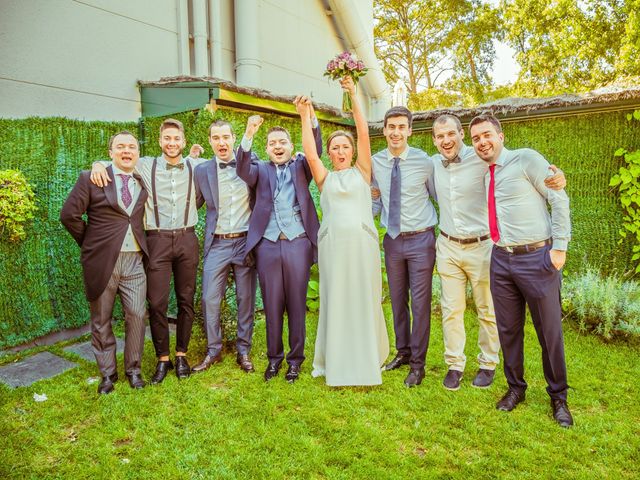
[191,120,258,374]
[236,109,322,383]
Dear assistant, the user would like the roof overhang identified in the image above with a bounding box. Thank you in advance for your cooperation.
[139,76,354,126]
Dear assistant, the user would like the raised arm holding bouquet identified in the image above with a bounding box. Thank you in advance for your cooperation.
[324,51,367,113]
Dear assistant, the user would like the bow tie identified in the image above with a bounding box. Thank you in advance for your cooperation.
[166,162,185,170]
[442,155,461,168]
[219,161,237,169]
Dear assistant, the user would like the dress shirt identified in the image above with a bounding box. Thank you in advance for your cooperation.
[215,155,251,234]
[100,155,206,230]
[433,145,489,238]
[112,165,141,252]
[371,146,437,232]
[486,147,571,250]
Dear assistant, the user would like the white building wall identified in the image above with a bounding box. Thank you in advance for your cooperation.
[0,0,379,121]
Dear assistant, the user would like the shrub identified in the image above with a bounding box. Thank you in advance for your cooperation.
[562,267,640,339]
[0,169,37,242]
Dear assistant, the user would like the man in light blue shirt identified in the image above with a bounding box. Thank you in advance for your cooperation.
[371,106,437,387]
[469,114,573,427]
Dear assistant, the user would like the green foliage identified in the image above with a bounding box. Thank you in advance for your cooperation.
[0,117,136,348]
[501,0,640,95]
[562,267,640,339]
[610,110,640,272]
[0,169,37,242]
[306,266,320,313]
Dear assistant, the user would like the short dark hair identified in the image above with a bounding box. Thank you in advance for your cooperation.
[109,130,139,150]
[267,126,291,142]
[159,118,185,136]
[469,114,502,134]
[432,114,463,137]
[208,120,235,137]
[384,106,412,128]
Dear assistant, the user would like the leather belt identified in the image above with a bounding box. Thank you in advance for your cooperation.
[146,226,195,236]
[496,239,551,255]
[214,231,248,239]
[440,231,490,245]
[398,226,434,237]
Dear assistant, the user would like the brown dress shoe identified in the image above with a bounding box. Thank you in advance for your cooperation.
[472,368,495,388]
[191,353,222,373]
[126,373,146,389]
[236,354,254,373]
[496,388,525,411]
[97,376,115,394]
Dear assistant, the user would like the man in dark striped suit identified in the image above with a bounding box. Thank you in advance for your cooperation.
[61,131,149,395]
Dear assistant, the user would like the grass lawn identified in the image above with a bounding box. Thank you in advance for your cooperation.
[1,304,639,479]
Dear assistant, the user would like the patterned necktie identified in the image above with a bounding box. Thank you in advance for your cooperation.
[488,164,500,242]
[276,163,288,193]
[118,174,132,209]
[219,161,237,169]
[442,155,461,168]
[166,162,185,170]
[387,157,401,239]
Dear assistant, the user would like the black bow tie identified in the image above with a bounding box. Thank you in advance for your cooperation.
[219,161,237,169]
[442,155,461,168]
[166,162,185,170]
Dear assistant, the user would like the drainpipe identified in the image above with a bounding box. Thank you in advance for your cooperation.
[176,0,190,75]
[326,0,391,121]
[209,0,223,78]
[234,0,262,88]
[193,0,209,76]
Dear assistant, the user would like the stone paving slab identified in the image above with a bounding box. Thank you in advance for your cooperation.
[0,351,78,388]
[63,338,125,363]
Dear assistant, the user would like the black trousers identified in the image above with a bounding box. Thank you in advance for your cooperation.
[146,229,199,357]
[490,245,568,401]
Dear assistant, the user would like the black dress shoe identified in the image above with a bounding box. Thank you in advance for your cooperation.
[264,362,281,381]
[109,372,118,383]
[126,373,146,389]
[496,388,525,411]
[383,354,410,371]
[404,368,425,387]
[285,364,301,383]
[175,356,191,379]
[551,399,574,427]
[236,353,255,373]
[150,360,174,385]
[97,376,115,395]
[443,369,463,391]
[191,353,222,373]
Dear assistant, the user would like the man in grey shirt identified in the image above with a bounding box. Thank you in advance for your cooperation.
[371,106,438,387]
[469,114,573,427]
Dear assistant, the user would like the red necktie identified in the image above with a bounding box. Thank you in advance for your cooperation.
[488,164,500,242]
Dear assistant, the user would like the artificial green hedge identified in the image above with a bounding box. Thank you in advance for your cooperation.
[371,110,640,276]
[0,107,636,348]
[0,118,136,348]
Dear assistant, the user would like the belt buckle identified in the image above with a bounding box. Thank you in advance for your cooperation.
[504,245,514,253]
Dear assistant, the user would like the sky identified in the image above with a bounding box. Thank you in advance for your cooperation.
[492,40,520,85]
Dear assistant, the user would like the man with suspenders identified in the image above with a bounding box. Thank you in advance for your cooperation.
[91,118,203,384]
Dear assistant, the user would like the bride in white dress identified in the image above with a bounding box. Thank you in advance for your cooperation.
[295,77,389,386]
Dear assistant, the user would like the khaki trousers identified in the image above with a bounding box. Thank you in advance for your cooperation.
[436,235,500,372]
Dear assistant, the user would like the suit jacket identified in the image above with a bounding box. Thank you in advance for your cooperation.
[194,152,258,258]
[60,166,148,302]
[236,126,322,261]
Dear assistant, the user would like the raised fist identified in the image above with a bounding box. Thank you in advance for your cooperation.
[245,115,264,139]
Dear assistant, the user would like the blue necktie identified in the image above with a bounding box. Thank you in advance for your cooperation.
[387,157,401,238]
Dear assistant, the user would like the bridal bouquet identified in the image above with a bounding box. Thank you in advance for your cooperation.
[324,52,367,112]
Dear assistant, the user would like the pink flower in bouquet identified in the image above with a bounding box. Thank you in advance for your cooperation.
[323,51,368,112]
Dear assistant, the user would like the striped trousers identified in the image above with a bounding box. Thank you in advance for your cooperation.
[89,252,147,377]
